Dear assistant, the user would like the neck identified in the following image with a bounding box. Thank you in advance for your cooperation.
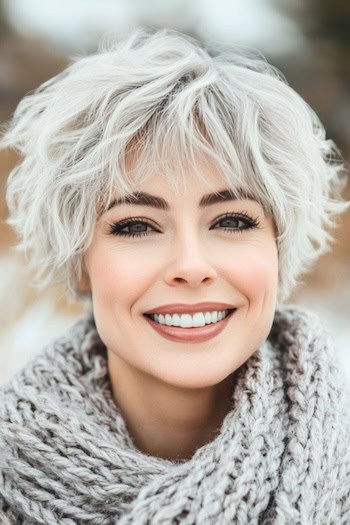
[107,350,235,461]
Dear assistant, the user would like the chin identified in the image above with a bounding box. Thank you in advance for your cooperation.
[151,364,236,391]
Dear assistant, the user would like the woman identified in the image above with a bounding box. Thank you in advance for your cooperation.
[1,26,349,524]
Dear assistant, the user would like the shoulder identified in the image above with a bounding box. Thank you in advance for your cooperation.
[269,305,350,414]
[0,312,98,409]
[262,305,350,520]
[0,312,104,522]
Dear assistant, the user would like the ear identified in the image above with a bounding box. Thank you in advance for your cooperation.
[78,273,91,292]
[77,259,91,292]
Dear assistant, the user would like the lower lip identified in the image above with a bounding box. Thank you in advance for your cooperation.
[143,310,236,343]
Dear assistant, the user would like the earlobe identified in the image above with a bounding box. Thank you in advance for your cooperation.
[78,260,91,292]
[78,272,91,292]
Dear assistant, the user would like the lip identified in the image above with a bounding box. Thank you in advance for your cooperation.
[143,309,236,343]
[143,302,236,315]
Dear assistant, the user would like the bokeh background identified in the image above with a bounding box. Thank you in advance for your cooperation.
[0,0,349,384]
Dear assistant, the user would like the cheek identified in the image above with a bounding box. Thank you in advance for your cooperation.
[241,258,276,289]
[87,247,156,299]
[227,242,278,299]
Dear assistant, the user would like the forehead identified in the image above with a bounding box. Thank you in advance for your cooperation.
[104,148,271,217]
[122,149,249,199]
[108,158,255,211]
[132,163,226,195]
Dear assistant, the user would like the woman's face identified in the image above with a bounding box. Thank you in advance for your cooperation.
[82,159,278,389]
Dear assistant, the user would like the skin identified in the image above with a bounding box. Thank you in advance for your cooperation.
[80,156,278,461]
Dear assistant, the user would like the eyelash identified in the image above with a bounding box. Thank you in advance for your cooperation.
[107,212,260,239]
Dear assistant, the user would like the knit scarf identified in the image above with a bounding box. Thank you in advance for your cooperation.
[1,305,350,524]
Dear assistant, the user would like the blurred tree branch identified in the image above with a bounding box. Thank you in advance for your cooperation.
[270,0,350,155]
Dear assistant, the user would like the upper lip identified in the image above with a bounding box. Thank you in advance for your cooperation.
[143,302,236,315]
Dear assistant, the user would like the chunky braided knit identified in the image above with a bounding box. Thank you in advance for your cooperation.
[1,305,350,524]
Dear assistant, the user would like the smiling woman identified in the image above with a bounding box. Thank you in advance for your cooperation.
[0,26,350,525]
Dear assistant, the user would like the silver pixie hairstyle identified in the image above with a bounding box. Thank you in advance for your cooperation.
[2,26,349,303]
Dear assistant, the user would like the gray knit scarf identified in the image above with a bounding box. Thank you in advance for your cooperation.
[1,305,350,524]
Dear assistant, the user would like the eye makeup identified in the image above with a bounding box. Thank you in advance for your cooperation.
[107,211,261,239]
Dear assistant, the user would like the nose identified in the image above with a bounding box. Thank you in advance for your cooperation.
[164,233,217,288]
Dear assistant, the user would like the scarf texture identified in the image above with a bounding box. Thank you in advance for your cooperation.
[1,305,350,524]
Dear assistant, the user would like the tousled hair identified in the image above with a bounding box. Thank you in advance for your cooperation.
[2,26,349,303]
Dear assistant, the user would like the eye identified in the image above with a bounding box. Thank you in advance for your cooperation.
[211,212,260,233]
[107,212,260,239]
[108,218,157,238]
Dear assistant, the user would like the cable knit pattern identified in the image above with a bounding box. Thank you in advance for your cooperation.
[1,305,350,524]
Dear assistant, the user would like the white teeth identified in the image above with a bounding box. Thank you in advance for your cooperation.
[150,310,231,328]
[204,312,212,324]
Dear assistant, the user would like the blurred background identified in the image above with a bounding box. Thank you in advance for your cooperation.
[0,0,349,384]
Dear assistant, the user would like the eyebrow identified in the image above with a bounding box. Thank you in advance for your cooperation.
[107,189,255,211]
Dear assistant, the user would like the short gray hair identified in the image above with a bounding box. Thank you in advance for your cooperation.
[2,26,349,303]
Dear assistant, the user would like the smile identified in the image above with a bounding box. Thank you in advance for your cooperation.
[143,309,236,343]
[145,309,231,328]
